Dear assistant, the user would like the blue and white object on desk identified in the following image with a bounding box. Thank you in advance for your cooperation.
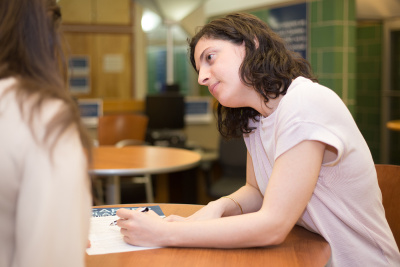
[91,206,165,218]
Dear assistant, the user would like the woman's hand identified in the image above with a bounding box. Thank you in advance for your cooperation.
[116,208,167,247]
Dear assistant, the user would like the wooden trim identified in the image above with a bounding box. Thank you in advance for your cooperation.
[61,24,133,34]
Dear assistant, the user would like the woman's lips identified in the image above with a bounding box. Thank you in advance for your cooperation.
[209,82,219,95]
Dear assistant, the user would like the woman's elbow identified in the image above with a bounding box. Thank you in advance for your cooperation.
[269,231,288,245]
[255,220,292,246]
[258,230,288,246]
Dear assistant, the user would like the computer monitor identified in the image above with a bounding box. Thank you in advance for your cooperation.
[145,94,185,131]
[77,98,103,128]
[184,96,213,125]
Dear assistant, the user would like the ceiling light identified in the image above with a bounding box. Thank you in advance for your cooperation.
[141,9,161,32]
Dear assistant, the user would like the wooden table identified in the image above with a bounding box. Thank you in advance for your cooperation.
[86,204,331,267]
[90,146,202,204]
[387,120,400,131]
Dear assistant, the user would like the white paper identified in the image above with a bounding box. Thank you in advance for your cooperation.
[86,215,160,255]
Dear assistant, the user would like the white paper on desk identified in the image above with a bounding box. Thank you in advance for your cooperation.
[86,216,161,255]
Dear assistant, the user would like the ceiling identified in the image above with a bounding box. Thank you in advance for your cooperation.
[204,0,400,20]
[140,0,400,45]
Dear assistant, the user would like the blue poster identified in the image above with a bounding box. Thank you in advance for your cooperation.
[268,3,308,59]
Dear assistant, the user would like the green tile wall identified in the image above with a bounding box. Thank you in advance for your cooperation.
[355,22,383,162]
[309,0,357,115]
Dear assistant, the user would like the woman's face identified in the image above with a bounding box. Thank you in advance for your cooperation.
[194,37,259,109]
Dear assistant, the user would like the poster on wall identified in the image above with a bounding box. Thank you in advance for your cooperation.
[268,3,308,59]
[68,56,91,94]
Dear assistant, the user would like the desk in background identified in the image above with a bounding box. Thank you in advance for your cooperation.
[90,146,202,204]
[86,204,331,267]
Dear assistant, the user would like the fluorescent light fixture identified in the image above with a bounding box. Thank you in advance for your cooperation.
[141,9,161,32]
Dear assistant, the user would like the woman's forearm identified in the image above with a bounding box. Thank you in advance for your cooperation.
[220,183,264,216]
[163,211,282,248]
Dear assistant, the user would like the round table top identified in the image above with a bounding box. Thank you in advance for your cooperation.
[387,120,400,131]
[90,146,202,176]
[86,204,331,267]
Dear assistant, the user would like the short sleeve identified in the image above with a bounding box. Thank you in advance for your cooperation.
[273,81,347,166]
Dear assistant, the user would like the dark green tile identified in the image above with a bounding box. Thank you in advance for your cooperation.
[348,0,356,21]
[322,51,343,73]
[348,25,356,47]
[310,51,320,72]
[367,43,382,57]
[357,26,376,40]
[311,25,344,48]
[365,78,381,92]
[250,10,269,23]
[310,1,320,23]
[322,0,344,21]
[348,51,357,73]
[347,78,357,99]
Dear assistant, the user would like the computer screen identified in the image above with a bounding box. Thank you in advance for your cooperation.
[145,94,185,130]
[77,98,103,128]
[184,96,213,125]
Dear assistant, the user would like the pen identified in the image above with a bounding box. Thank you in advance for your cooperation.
[109,207,149,226]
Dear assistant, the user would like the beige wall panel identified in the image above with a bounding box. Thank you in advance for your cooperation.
[95,0,131,25]
[94,34,132,99]
[58,0,92,24]
[63,33,93,55]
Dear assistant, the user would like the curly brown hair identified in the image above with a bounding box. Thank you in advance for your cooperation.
[189,13,317,138]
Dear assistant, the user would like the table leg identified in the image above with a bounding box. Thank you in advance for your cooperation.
[106,176,121,204]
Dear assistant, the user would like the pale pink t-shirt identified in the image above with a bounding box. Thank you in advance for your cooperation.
[244,77,400,266]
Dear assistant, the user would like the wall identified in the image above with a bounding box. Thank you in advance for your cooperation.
[247,0,357,114]
[309,0,357,114]
[253,0,384,162]
[356,22,383,162]
[59,0,135,101]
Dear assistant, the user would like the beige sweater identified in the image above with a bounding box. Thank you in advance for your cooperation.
[0,77,91,267]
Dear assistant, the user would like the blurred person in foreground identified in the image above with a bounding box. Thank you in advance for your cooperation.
[0,0,92,266]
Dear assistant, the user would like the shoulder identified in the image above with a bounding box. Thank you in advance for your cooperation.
[0,76,17,91]
[284,77,340,104]
[278,77,346,120]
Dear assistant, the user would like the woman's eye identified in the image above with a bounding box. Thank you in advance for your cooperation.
[206,54,214,61]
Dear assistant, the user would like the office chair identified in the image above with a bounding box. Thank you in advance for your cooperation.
[97,114,148,146]
[96,114,154,204]
[206,137,247,199]
[375,164,400,248]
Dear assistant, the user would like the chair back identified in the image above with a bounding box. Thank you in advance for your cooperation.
[375,164,400,248]
[97,114,148,146]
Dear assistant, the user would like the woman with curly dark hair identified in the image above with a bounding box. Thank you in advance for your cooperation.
[0,0,92,266]
[115,13,400,266]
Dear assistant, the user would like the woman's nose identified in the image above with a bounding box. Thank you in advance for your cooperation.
[198,68,209,85]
